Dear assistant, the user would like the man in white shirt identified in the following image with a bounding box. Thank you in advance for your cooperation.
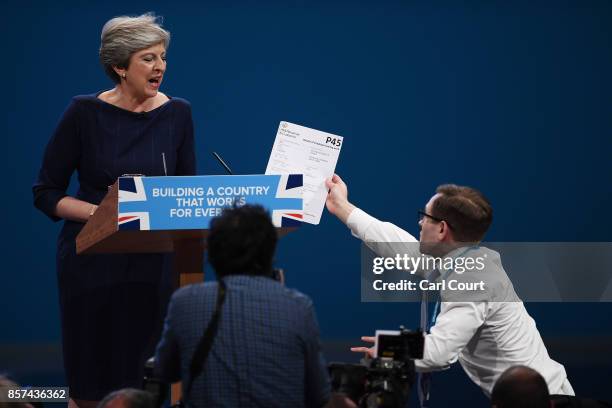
[324,174,574,398]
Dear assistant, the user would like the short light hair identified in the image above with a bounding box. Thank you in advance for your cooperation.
[99,13,170,84]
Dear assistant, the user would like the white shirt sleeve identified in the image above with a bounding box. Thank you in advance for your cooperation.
[347,208,418,243]
[346,207,423,274]
[415,302,487,372]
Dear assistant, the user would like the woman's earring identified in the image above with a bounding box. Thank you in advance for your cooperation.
[122,73,126,79]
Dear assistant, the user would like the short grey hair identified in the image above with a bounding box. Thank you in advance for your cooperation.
[99,13,170,84]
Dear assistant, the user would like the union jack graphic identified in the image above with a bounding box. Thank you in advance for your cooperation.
[271,174,303,227]
[118,177,150,230]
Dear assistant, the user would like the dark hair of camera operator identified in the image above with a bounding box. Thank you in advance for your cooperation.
[207,204,277,278]
[154,204,331,408]
[491,366,551,408]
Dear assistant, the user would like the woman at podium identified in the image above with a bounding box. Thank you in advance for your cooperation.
[32,13,196,408]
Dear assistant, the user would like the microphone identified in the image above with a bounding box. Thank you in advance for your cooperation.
[212,152,234,175]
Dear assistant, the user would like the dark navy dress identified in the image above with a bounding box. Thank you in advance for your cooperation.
[33,93,196,400]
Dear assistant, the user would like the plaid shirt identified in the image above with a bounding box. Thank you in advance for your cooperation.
[155,275,331,408]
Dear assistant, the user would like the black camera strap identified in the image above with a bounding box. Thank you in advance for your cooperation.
[183,279,227,402]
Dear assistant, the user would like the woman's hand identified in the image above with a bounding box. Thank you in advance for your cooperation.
[55,196,97,223]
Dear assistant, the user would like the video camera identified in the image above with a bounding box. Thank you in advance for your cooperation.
[329,326,424,408]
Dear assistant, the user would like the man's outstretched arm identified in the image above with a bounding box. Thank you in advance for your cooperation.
[325,174,419,248]
[350,302,487,372]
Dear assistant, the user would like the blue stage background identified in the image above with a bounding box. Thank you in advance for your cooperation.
[2,0,611,405]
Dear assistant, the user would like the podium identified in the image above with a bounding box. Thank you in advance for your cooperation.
[77,174,303,283]
[76,174,303,401]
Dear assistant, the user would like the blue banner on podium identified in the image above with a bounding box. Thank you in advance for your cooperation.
[117,174,303,230]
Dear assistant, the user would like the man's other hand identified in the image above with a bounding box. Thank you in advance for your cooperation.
[350,336,376,359]
[325,174,355,224]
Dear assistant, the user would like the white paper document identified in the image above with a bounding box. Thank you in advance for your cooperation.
[265,121,343,225]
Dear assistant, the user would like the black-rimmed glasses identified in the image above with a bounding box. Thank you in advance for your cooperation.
[418,210,453,229]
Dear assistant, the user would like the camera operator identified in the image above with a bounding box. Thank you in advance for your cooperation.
[154,204,331,407]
